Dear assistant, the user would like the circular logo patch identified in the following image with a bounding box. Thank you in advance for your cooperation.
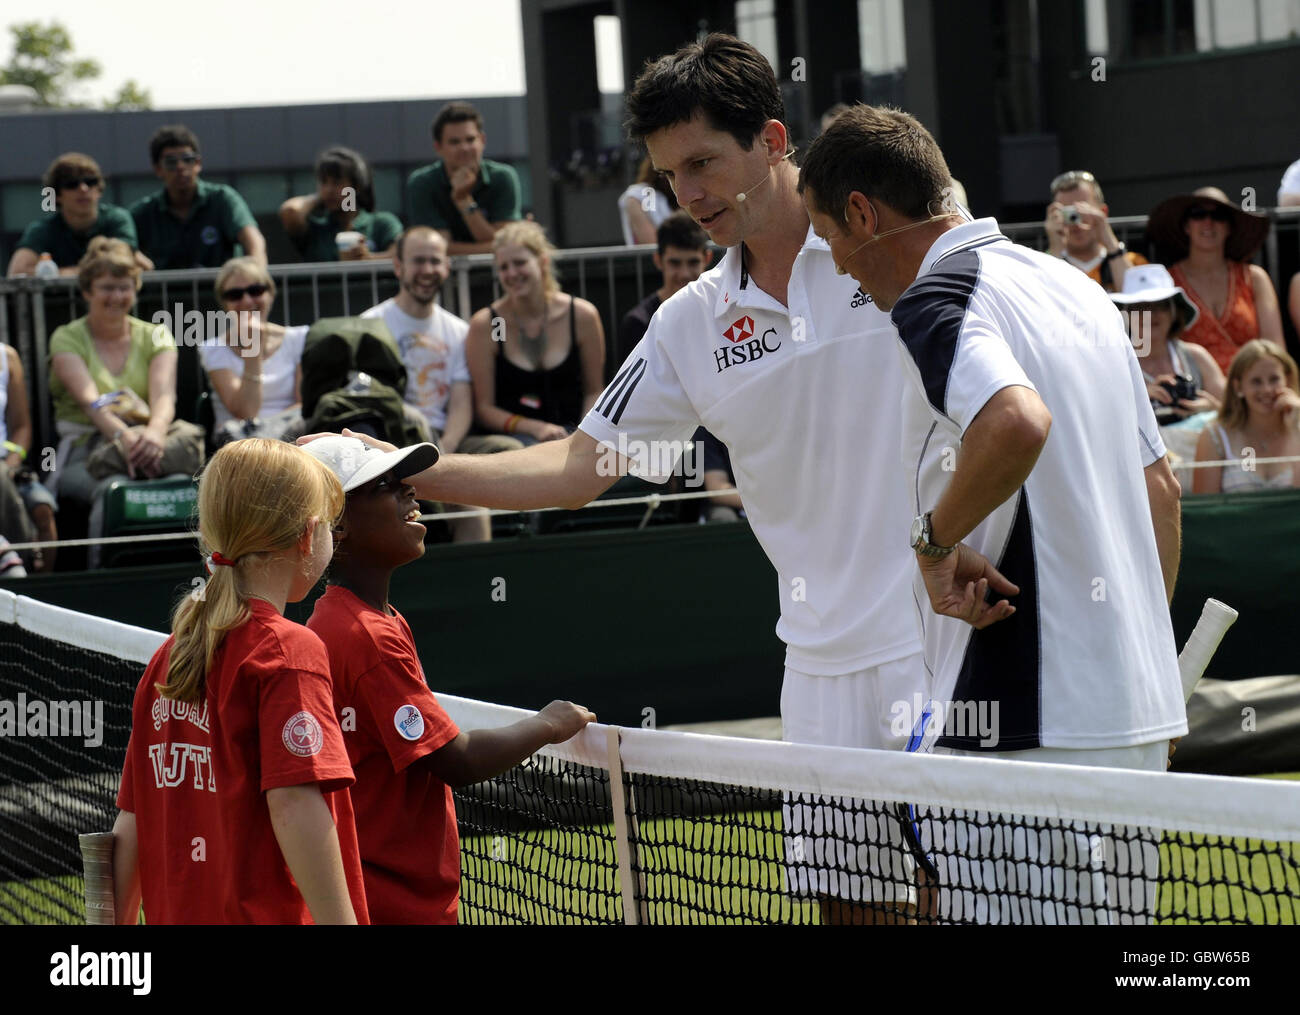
[394,704,425,742]
[282,711,324,756]
[200,224,220,246]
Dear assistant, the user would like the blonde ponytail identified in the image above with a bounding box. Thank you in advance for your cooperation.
[160,439,343,703]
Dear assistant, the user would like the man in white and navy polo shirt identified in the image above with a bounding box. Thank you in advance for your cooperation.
[801,104,1187,923]
[351,36,928,923]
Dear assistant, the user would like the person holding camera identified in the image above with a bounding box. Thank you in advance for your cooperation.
[1045,170,1145,293]
[1112,264,1224,425]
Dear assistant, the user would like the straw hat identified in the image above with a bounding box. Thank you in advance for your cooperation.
[1145,186,1269,263]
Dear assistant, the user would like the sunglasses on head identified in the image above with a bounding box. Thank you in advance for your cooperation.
[1049,170,1096,194]
[59,176,101,191]
[221,283,270,302]
[1186,206,1232,223]
[161,153,199,169]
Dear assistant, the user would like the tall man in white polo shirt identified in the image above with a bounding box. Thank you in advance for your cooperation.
[321,35,926,923]
[800,105,1186,923]
[362,226,520,542]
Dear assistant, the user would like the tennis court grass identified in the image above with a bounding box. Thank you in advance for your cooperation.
[0,874,81,925]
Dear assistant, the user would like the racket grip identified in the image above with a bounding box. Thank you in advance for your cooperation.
[1177,599,1239,702]
[78,831,116,925]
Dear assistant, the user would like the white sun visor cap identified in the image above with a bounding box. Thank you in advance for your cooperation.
[301,434,439,493]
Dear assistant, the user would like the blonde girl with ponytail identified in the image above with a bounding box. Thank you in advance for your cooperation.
[111,438,370,925]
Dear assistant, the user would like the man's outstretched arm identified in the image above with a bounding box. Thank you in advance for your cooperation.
[305,428,619,511]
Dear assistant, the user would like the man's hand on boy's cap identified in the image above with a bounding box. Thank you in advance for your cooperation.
[297,429,399,455]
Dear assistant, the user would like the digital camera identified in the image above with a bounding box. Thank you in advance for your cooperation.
[1061,206,1081,226]
[1162,375,1198,404]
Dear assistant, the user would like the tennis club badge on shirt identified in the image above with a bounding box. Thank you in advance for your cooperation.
[394,704,426,742]
[282,711,324,757]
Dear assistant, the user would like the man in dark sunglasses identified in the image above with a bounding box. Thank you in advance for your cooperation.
[130,125,267,270]
[7,152,149,278]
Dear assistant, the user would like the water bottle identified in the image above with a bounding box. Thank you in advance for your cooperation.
[34,253,59,279]
[344,371,372,395]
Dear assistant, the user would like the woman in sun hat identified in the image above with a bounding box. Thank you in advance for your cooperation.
[1112,263,1225,425]
[1145,186,1283,373]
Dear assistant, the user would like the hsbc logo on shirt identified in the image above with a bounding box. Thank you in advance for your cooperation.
[715,315,782,373]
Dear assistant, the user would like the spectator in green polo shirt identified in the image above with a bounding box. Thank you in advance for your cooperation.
[130,125,267,270]
[407,101,522,255]
[7,153,152,278]
[279,146,402,263]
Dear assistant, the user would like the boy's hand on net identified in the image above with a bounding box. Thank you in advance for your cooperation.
[537,700,597,743]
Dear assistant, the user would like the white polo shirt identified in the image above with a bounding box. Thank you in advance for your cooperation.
[579,227,921,676]
[891,218,1186,750]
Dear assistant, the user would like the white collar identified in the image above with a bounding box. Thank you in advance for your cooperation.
[916,217,1007,277]
[712,224,825,319]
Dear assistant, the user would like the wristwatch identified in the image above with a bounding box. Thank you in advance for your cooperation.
[462,201,481,217]
[910,511,955,558]
[1105,241,1127,262]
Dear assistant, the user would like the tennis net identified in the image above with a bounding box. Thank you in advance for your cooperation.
[3,588,1298,925]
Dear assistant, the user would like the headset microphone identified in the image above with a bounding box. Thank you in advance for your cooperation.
[736,174,769,203]
[736,150,794,203]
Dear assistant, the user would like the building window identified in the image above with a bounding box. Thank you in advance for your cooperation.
[858,0,908,72]
[735,0,779,69]
[1101,0,1300,60]
[1129,0,1198,59]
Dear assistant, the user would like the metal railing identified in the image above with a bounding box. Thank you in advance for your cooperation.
[3,207,1299,457]
[0,244,663,456]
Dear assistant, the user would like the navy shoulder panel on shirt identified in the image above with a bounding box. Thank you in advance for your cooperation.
[890,249,981,418]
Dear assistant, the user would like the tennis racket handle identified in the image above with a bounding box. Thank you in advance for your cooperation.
[78,831,116,925]
[1177,599,1238,702]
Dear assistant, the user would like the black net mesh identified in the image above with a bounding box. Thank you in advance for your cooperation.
[0,622,134,925]
[456,753,621,924]
[619,773,1300,925]
[2,608,1297,926]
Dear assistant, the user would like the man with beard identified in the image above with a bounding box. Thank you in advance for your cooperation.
[362,227,520,542]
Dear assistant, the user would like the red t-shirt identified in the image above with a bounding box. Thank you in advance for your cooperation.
[120,600,370,924]
[117,637,224,924]
[307,585,461,924]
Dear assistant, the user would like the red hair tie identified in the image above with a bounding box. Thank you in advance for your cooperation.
[206,551,237,574]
